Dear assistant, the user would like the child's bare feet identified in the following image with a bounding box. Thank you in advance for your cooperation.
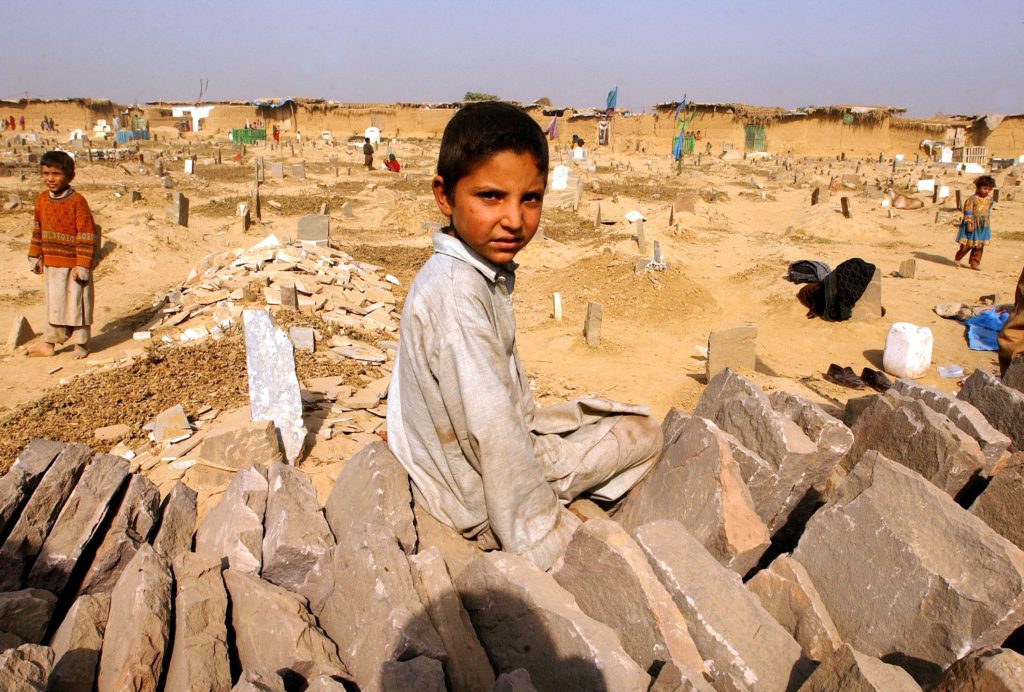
[26,342,55,357]
[72,345,89,359]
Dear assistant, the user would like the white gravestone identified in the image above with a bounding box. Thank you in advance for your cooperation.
[551,165,570,191]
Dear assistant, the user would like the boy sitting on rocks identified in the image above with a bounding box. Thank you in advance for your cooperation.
[387,102,661,570]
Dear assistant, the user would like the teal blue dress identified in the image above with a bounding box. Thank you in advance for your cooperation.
[956,194,993,246]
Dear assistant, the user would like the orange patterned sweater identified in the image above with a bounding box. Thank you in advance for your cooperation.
[28,190,97,269]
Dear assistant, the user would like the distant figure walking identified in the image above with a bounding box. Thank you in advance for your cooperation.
[363,137,374,170]
[955,175,996,271]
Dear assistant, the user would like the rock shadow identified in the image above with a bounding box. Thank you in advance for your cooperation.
[912,251,958,267]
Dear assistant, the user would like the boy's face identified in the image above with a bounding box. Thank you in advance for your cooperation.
[40,165,72,193]
[433,151,544,265]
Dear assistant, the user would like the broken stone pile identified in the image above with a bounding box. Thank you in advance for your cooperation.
[2,366,1024,690]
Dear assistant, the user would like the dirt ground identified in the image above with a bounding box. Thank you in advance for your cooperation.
[0,132,1019,472]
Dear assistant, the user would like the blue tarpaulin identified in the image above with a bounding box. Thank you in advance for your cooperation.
[115,130,149,144]
[963,309,1009,350]
[251,98,296,109]
[605,87,617,114]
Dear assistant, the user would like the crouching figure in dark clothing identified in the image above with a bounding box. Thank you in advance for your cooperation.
[797,258,876,321]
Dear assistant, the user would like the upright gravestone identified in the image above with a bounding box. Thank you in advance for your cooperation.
[184,158,195,175]
[706,325,757,380]
[340,201,353,220]
[584,302,603,348]
[634,219,646,255]
[291,162,305,179]
[552,293,562,321]
[165,192,188,227]
[850,268,883,320]
[270,162,284,179]
[297,214,330,247]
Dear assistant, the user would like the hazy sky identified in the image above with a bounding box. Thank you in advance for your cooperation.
[3,0,1021,117]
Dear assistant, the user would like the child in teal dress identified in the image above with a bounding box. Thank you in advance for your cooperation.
[955,175,995,270]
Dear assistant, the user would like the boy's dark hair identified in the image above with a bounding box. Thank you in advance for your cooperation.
[437,101,548,200]
[40,150,75,177]
[975,175,996,189]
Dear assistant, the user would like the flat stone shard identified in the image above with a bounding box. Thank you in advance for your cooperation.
[325,441,415,554]
[745,554,842,662]
[0,588,57,644]
[224,569,350,687]
[152,404,191,443]
[633,520,807,692]
[492,668,538,691]
[0,439,62,541]
[152,480,198,561]
[892,378,1010,473]
[49,593,110,692]
[196,418,284,469]
[261,462,334,593]
[971,456,1024,551]
[847,391,986,499]
[243,309,307,463]
[164,552,232,692]
[195,465,268,573]
[0,443,92,591]
[553,519,711,688]
[0,643,54,690]
[8,315,35,349]
[456,551,651,692]
[97,544,172,692]
[797,644,922,691]
[959,368,1024,450]
[80,472,161,595]
[706,324,757,379]
[379,657,446,692]
[616,414,770,575]
[933,648,1024,691]
[300,521,445,691]
[408,547,495,692]
[792,452,1024,684]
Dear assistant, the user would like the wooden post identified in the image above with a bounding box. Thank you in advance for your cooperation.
[635,219,646,255]
[840,196,851,219]
[994,188,1001,203]
[933,185,940,204]
[811,188,820,206]
[955,189,962,210]
[583,302,603,347]
[594,203,602,229]
[668,204,674,227]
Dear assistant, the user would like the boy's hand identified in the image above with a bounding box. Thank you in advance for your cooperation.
[28,257,42,274]
[73,266,91,282]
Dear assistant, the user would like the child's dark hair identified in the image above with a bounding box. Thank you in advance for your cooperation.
[437,101,548,200]
[40,150,75,178]
[975,175,996,189]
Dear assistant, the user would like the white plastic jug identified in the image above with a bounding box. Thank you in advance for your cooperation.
[882,322,933,379]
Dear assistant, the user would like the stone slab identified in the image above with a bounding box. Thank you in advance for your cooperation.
[261,462,334,593]
[49,593,110,692]
[195,465,268,574]
[0,588,57,645]
[797,644,922,691]
[7,316,34,350]
[706,324,757,379]
[152,480,198,562]
[0,439,63,543]
[164,551,232,692]
[971,455,1024,551]
[195,418,283,470]
[933,647,1024,691]
[959,368,1024,451]
[243,310,306,463]
[850,267,882,320]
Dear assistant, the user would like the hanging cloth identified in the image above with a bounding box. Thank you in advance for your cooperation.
[543,116,558,140]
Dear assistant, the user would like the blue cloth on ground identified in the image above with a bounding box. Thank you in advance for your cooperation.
[963,309,1009,351]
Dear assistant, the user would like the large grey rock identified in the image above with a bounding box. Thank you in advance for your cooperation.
[892,378,1010,473]
[746,554,842,662]
[152,480,197,561]
[1004,355,1024,393]
[300,521,445,691]
[305,675,349,691]
[0,643,53,690]
[325,441,415,554]
[797,644,921,691]
[553,519,712,688]
[379,656,446,692]
[164,552,231,692]
[224,569,350,687]
[0,439,63,541]
[261,462,334,592]
[971,455,1024,551]
[617,413,770,575]
[933,647,1024,691]
[196,418,284,469]
[456,551,650,692]
[195,465,268,573]
[0,588,57,644]
[243,309,307,464]
[96,544,172,692]
[408,547,495,692]
[49,593,110,692]
[232,669,286,692]
[960,368,1024,450]
[27,453,129,594]
[792,451,1024,684]
[492,669,537,691]
[633,520,808,691]
[79,473,160,595]
[693,370,852,533]
[0,443,92,590]
[847,391,987,499]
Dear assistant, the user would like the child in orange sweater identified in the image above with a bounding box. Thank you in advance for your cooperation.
[27,151,97,358]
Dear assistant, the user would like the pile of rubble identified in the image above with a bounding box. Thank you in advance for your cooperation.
[1,363,1024,689]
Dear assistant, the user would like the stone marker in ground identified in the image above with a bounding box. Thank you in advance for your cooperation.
[792,451,1024,685]
[261,462,334,593]
[584,301,603,347]
[289,326,315,352]
[96,544,172,692]
[152,404,191,444]
[408,547,496,692]
[798,644,922,691]
[7,316,34,350]
[297,214,329,246]
[850,267,882,320]
[152,480,198,562]
[898,258,917,278]
[79,473,161,595]
[340,201,353,219]
[164,551,232,692]
[456,551,651,691]
[0,443,92,591]
[379,657,446,692]
[195,465,268,573]
[846,391,987,499]
[0,588,57,645]
[745,554,842,662]
[224,569,351,686]
[706,324,757,379]
[48,593,110,692]
[616,414,769,575]
[970,455,1024,551]
[300,520,445,691]
[932,647,1024,691]
[959,368,1024,450]
[553,519,712,688]
[0,439,63,541]
[243,310,307,463]
[324,441,416,554]
[165,191,189,227]
[0,644,54,690]
[892,378,1010,473]
[270,162,283,179]
[634,520,808,691]
[493,668,537,692]
[292,162,305,179]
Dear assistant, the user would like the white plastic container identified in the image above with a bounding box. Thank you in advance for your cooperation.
[882,322,933,379]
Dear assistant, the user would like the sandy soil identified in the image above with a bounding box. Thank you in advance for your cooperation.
[0,133,1019,471]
